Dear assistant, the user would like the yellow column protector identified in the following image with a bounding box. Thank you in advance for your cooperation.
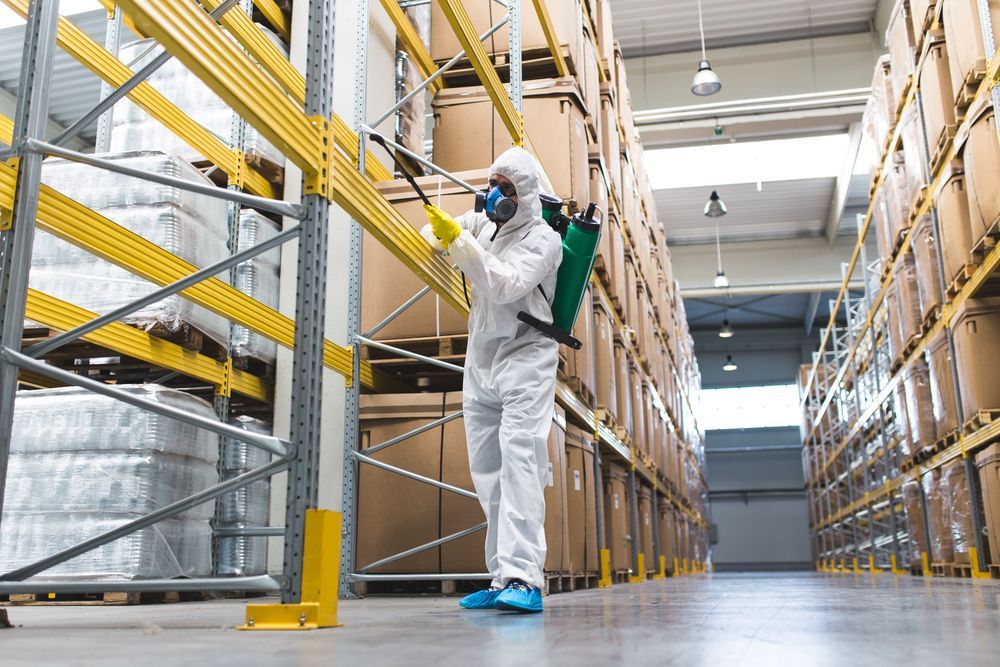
[117,0,322,174]
[0,0,275,199]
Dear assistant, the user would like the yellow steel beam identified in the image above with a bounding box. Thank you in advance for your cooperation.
[331,114,394,183]
[252,0,290,41]
[117,0,323,175]
[96,0,148,38]
[0,114,11,145]
[378,0,442,93]
[0,0,275,199]
[436,0,523,145]
[531,0,569,77]
[578,0,607,83]
[25,289,272,402]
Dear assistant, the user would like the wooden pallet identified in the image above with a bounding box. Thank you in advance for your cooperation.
[949,562,976,579]
[196,153,285,191]
[437,45,580,87]
[572,572,600,591]
[231,352,276,380]
[360,333,468,392]
[593,253,612,289]
[955,59,988,119]
[971,218,1000,261]
[947,263,978,299]
[912,3,938,54]
[545,571,576,595]
[990,564,1000,580]
[352,578,484,597]
[928,124,957,178]
[920,304,943,335]
[963,409,1000,435]
[610,569,631,585]
[564,377,596,408]
[0,590,210,606]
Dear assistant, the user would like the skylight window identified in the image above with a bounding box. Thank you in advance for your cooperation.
[698,383,800,431]
[645,134,857,190]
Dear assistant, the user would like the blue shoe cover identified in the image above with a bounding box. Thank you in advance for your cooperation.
[459,588,502,609]
[494,580,543,613]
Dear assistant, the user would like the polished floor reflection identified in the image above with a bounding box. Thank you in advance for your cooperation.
[4,573,1000,666]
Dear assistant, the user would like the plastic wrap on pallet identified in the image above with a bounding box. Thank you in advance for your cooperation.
[216,416,273,577]
[903,358,936,452]
[942,460,974,564]
[0,385,218,580]
[901,479,927,567]
[892,382,912,457]
[886,0,915,98]
[884,152,912,242]
[231,211,281,364]
[910,215,943,320]
[926,331,960,439]
[109,34,284,168]
[922,468,954,564]
[34,152,231,347]
[900,105,928,201]
[892,250,922,347]
[397,0,429,161]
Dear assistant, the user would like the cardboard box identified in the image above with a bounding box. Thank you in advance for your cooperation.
[430,0,583,73]
[944,0,1000,104]
[637,486,655,571]
[431,78,589,206]
[613,41,628,116]
[592,292,617,415]
[935,162,973,283]
[599,84,622,199]
[629,362,645,453]
[545,405,571,573]
[602,461,631,571]
[942,459,974,564]
[439,392,484,573]
[922,468,954,563]
[581,28,601,132]
[357,394,445,573]
[950,296,1000,419]
[975,443,1000,566]
[369,174,486,339]
[657,499,676,571]
[607,211,627,307]
[614,340,632,436]
[918,36,955,151]
[565,425,599,574]
[595,0,615,73]
[886,0,915,99]
[963,102,1000,243]
[588,148,611,263]
[566,284,595,402]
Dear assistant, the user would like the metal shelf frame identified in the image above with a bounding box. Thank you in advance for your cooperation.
[804,0,1000,576]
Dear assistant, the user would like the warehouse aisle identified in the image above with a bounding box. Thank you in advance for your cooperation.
[4,573,999,666]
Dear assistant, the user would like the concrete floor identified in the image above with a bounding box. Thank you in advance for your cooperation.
[3,573,999,666]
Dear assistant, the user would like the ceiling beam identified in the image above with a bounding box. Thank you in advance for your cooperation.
[0,87,89,151]
[804,291,822,336]
[679,279,865,299]
[825,121,863,245]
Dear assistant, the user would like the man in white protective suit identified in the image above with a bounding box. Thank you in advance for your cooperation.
[421,147,562,614]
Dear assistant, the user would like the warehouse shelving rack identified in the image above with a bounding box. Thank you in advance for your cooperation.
[802,0,1000,577]
[340,0,709,597]
[0,0,709,626]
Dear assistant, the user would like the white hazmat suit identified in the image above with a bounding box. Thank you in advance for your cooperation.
[421,147,562,589]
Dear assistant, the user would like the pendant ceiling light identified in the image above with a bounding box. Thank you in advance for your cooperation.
[722,354,738,372]
[705,190,729,289]
[692,0,722,96]
[718,318,734,338]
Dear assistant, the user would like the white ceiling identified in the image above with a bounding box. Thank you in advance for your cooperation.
[611,0,880,58]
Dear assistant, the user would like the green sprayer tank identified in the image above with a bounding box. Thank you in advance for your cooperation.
[517,194,602,349]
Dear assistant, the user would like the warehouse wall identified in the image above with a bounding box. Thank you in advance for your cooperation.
[624,32,881,111]
[697,329,814,569]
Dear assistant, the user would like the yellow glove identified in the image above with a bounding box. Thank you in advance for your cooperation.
[424,204,461,250]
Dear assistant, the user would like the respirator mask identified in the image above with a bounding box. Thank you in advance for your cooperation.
[474,179,518,223]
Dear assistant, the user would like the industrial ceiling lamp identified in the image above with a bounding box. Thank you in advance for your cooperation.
[722,354,738,372]
[691,0,722,96]
[718,318,734,338]
[705,190,729,288]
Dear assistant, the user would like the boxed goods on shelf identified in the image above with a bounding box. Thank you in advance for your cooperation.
[919,35,956,152]
[431,78,589,207]
[430,0,584,74]
[614,338,633,436]
[903,358,936,452]
[565,425,599,575]
[606,212,628,307]
[594,0,615,69]
[887,0,916,96]
[657,499,676,572]
[624,253,639,326]
[110,39,283,169]
[587,149,611,242]
[0,386,217,580]
[580,26,602,133]
[975,443,1000,565]
[902,479,928,567]
[962,99,1000,244]
[909,215,943,320]
[566,284,596,403]
[909,0,934,36]
[539,406,571,574]
[892,382,913,457]
[593,293,617,416]
[218,416,273,577]
[599,84,622,199]
[941,459,975,564]
[900,105,928,200]
[232,211,281,365]
[885,284,903,362]
[925,331,960,439]
[884,152,913,242]
[629,362,646,453]
[440,393,489,573]
[369,171,485,340]
[949,296,1000,420]
[36,152,230,348]
[935,160,974,282]
[893,250,923,348]
[922,468,954,563]
[637,486,655,572]
[943,0,1000,104]
[602,461,631,572]
[867,55,896,150]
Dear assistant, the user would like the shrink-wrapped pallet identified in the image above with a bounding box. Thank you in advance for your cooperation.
[217,416,273,577]
[232,211,281,364]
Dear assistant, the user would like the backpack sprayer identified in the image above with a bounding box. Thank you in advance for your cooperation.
[367,131,602,350]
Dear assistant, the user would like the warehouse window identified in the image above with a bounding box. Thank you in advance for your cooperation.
[699,383,799,431]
